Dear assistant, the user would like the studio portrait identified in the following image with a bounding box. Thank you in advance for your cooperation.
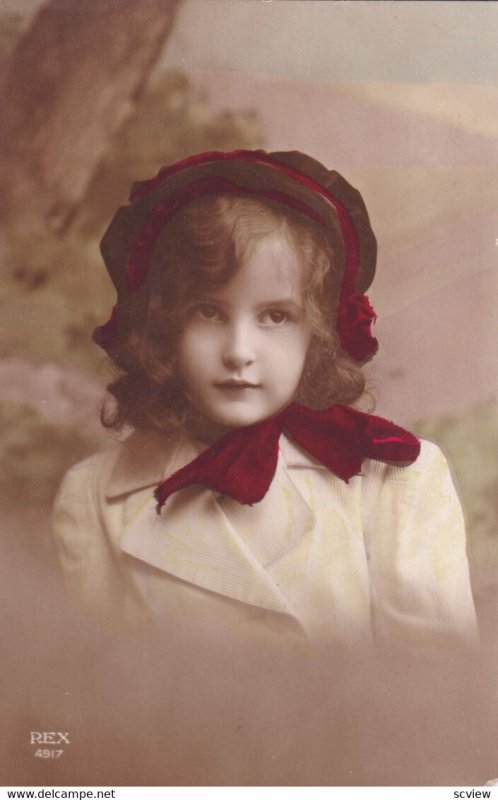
[1,0,497,789]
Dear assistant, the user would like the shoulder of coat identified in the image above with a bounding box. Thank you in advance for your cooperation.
[61,428,180,489]
[362,437,446,481]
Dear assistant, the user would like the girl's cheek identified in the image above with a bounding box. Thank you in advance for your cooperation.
[182,326,223,358]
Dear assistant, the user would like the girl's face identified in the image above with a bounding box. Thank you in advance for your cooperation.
[177,233,312,429]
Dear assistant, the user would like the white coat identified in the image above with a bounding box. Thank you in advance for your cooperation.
[52,427,479,654]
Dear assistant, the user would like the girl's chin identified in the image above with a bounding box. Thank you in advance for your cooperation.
[183,405,237,443]
[183,404,272,442]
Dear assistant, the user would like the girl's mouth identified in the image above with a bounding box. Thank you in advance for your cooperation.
[215,381,260,390]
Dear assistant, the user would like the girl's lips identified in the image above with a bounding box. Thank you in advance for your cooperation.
[215,381,260,389]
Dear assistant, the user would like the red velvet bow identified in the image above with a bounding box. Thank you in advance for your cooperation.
[154,403,420,513]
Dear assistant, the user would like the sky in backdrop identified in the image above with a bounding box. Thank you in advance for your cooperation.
[4,0,498,85]
[162,0,498,85]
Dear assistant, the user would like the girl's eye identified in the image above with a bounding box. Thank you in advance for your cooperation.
[261,309,290,325]
[195,304,222,321]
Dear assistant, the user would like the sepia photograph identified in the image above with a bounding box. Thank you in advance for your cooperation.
[1,0,497,789]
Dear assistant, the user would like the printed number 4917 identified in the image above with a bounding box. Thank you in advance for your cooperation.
[35,749,63,758]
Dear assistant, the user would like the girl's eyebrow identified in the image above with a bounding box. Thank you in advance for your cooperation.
[254,298,302,310]
[190,294,226,306]
[191,296,301,309]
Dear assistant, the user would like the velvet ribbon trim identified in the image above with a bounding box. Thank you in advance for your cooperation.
[154,403,421,513]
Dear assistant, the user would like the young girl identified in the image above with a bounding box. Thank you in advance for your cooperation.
[52,149,478,654]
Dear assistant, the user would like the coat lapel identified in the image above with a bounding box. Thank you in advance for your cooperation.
[111,430,317,617]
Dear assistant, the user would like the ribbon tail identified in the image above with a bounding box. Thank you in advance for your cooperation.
[154,415,283,513]
[282,403,420,482]
[154,456,211,513]
[363,421,421,466]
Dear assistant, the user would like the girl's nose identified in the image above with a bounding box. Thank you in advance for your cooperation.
[221,322,255,370]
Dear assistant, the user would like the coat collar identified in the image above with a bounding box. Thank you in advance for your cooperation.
[105,429,201,498]
[105,427,326,499]
[107,428,321,624]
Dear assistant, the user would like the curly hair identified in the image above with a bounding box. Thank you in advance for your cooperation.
[102,193,367,434]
